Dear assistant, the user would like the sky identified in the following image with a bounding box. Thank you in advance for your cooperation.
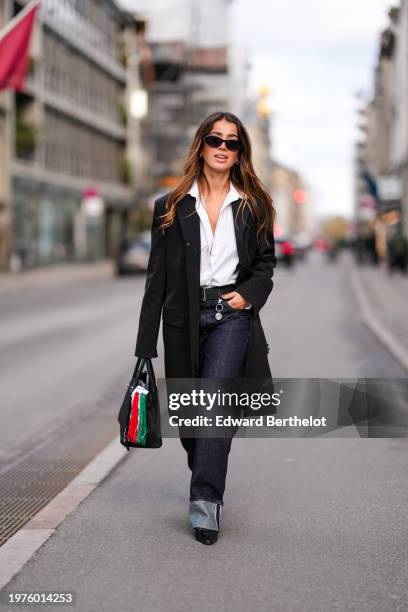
[120,0,394,219]
[230,0,394,219]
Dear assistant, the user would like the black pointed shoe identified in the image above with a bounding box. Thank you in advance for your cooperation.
[194,528,218,545]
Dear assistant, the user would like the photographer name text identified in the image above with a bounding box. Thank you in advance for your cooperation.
[168,415,327,427]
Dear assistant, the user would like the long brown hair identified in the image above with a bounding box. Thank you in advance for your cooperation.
[157,111,276,244]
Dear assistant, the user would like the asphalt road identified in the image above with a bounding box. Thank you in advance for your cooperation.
[0,273,143,467]
[0,251,407,611]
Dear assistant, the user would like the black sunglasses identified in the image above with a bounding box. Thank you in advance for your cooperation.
[203,134,243,152]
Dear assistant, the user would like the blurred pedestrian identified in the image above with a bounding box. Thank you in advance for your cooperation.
[365,231,379,265]
[134,111,277,545]
[354,234,365,264]
[387,227,408,273]
[327,239,339,262]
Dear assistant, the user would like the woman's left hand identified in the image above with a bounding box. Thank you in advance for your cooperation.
[221,291,250,309]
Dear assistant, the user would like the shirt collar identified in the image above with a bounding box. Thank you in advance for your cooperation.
[187,178,242,208]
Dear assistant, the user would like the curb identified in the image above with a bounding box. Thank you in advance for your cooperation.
[0,261,115,296]
[0,438,128,591]
[348,260,408,375]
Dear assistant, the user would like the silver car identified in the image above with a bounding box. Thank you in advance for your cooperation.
[115,231,152,275]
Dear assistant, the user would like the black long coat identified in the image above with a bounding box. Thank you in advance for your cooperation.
[134,191,277,379]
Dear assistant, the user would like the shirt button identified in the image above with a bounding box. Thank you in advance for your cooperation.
[186,242,190,247]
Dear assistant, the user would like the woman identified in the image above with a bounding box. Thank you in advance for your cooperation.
[135,111,277,545]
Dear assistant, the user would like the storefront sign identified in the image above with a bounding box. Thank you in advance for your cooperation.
[378,175,402,201]
[81,187,104,217]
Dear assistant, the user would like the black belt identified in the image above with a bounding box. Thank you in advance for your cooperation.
[199,284,237,301]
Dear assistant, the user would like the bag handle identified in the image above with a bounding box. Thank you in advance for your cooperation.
[131,357,146,383]
[145,357,157,389]
[132,357,157,390]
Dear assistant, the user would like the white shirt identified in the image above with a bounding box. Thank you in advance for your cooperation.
[187,179,252,309]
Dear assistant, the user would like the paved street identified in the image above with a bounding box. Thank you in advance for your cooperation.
[0,266,139,467]
[0,250,405,466]
[353,257,408,352]
[0,252,407,611]
[265,250,406,378]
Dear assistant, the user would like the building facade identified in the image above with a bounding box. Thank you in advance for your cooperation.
[0,0,146,270]
[126,0,247,191]
[354,8,401,259]
[390,2,408,240]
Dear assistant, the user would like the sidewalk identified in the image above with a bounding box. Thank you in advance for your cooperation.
[1,435,407,611]
[347,251,408,374]
[0,260,115,296]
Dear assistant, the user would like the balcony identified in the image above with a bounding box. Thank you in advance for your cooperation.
[40,0,126,83]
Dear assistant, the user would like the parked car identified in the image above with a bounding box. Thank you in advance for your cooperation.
[275,236,295,266]
[292,233,312,261]
[115,231,151,276]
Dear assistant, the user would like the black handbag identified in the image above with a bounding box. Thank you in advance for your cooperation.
[118,357,162,450]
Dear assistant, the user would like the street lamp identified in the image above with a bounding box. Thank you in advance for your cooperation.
[129,87,148,119]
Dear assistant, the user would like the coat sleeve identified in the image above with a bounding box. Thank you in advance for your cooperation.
[235,204,277,317]
[134,198,167,358]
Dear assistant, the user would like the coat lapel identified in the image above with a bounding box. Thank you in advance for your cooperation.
[176,194,201,251]
[176,195,201,375]
[231,198,252,271]
[176,194,252,274]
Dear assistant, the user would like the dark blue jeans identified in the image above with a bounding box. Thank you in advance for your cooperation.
[182,296,250,531]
